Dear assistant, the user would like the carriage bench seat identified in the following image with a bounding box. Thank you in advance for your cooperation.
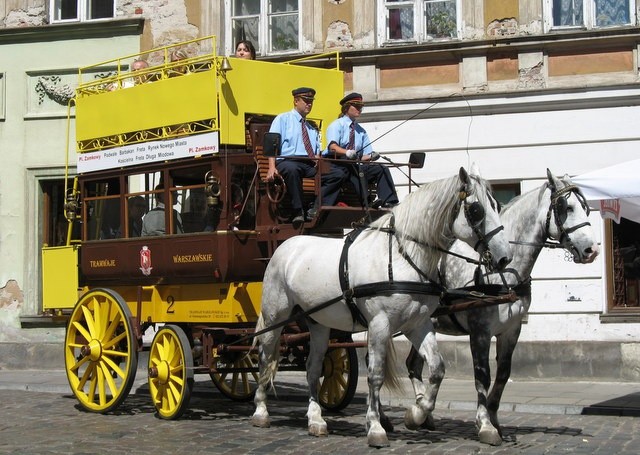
[254,145,385,229]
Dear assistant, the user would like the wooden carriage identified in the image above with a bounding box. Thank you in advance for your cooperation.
[41,36,422,418]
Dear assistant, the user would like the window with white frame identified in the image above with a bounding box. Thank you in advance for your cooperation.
[378,0,458,44]
[50,0,115,23]
[226,0,300,56]
[546,0,634,29]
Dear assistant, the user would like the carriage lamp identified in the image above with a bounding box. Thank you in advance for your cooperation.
[205,171,221,206]
[64,189,80,221]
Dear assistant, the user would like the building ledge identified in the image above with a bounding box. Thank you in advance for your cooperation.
[600,312,640,323]
[0,18,144,45]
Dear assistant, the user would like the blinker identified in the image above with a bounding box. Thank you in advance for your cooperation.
[467,201,485,227]
[555,196,568,225]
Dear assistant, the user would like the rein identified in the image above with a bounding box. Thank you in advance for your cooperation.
[338,187,507,329]
[230,174,511,343]
[238,280,516,344]
[509,183,591,253]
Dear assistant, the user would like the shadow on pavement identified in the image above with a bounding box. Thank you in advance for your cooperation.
[582,391,640,416]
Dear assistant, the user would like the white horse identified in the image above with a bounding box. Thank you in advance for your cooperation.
[402,169,599,445]
[250,166,513,448]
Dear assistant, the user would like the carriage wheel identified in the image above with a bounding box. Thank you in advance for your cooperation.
[64,288,138,413]
[318,346,359,411]
[210,351,260,401]
[148,325,194,420]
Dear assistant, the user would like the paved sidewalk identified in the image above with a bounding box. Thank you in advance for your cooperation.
[1,366,640,417]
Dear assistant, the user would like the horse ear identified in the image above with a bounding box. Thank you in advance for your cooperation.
[469,162,480,176]
[459,167,469,184]
[546,168,559,189]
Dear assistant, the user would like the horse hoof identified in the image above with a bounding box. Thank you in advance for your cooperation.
[368,433,390,448]
[479,428,503,446]
[403,406,425,431]
[251,415,271,428]
[308,423,328,437]
[421,414,436,431]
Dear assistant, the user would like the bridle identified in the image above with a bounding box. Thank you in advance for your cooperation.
[543,182,591,258]
[457,180,505,270]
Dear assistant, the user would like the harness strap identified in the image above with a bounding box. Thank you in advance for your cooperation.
[474,225,504,251]
[436,281,531,333]
[388,215,395,282]
[338,228,369,328]
[227,280,516,347]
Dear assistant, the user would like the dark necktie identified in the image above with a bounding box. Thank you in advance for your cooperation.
[348,122,355,150]
[301,118,315,158]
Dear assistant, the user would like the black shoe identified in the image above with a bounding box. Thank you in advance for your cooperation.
[307,206,317,220]
[371,199,393,209]
[382,201,398,209]
[292,213,305,227]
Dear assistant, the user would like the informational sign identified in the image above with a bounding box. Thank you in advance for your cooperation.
[77,131,219,173]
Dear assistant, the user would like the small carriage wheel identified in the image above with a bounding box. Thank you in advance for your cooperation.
[64,288,138,413]
[266,174,286,204]
[148,325,194,420]
[210,351,260,401]
[318,346,359,411]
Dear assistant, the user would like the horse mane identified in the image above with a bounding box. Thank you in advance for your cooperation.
[370,173,462,248]
[369,172,493,277]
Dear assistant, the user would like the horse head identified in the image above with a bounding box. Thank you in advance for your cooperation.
[450,165,512,272]
[545,169,599,264]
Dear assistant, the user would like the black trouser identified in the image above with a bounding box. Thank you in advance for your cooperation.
[320,162,351,206]
[276,159,316,212]
[349,162,399,206]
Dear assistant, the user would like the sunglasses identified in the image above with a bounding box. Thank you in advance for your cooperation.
[299,97,315,104]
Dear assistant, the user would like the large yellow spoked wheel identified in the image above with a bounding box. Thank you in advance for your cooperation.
[148,325,194,419]
[319,346,359,411]
[64,288,138,413]
[210,351,260,401]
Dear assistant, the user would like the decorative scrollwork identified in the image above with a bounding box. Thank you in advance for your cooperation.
[35,75,75,106]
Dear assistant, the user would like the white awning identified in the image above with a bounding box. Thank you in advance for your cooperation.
[573,158,640,224]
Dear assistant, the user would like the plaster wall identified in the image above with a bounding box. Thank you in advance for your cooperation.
[361,90,640,342]
[0,30,141,319]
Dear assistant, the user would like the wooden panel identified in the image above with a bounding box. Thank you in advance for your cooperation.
[380,62,459,88]
[487,55,519,81]
[548,49,633,77]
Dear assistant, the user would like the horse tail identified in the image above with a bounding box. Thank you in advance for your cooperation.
[383,337,405,395]
[252,313,280,389]
[364,332,405,394]
[251,313,265,352]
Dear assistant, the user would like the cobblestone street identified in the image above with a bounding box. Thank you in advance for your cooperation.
[1,387,639,455]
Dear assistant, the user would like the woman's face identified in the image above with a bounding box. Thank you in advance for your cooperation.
[235,43,252,59]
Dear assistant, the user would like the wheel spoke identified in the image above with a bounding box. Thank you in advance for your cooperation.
[72,321,92,344]
[70,353,90,373]
[102,312,122,342]
[77,361,95,390]
[87,367,98,401]
[80,304,97,338]
[102,353,126,380]
[65,290,138,414]
[103,349,128,358]
[148,326,193,419]
[99,360,119,398]
[103,330,127,351]
[97,366,107,406]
